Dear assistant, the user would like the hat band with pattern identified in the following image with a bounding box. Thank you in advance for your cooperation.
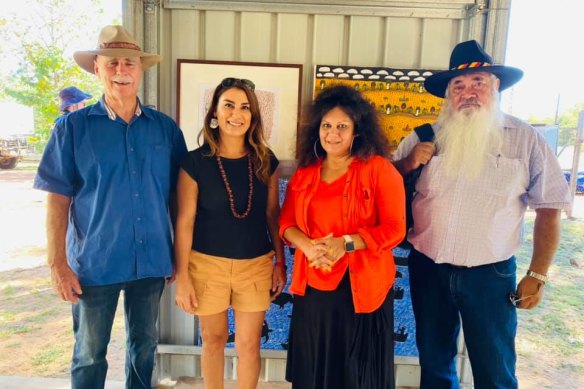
[452,62,492,70]
[99,41,142,51]
[73,25,161,74]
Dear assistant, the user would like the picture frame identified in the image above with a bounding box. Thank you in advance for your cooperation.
[177,59,303,162]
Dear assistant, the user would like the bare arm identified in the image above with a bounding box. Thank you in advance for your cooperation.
[266,170,286,298]
[515,208,561,309]
[173,169,199,313]
[47,193,82,303]
[393,142,436,176]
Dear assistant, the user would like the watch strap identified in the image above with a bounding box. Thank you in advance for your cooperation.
[526,270,547,283]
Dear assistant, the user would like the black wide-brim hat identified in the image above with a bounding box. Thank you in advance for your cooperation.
[424,40,524,98]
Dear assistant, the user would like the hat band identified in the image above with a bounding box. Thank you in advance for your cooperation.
[451,61,492,71]
[99,41,142,51]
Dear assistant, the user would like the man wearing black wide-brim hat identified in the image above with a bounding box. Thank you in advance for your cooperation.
[393,40,570,388]
[34,25,187,389]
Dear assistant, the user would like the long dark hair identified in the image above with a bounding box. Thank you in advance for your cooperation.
[296,84,390,167]
[200,80,271,184]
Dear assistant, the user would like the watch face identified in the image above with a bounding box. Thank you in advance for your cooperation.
[345,241,355,253]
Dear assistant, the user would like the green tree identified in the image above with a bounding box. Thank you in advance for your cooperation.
[0,0,119,141]
[557,103,584,128]
[556,103,584,155]
[4,43,101,140]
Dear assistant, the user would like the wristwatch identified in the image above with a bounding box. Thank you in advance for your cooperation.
[526,270,547,284]
[342,235,355,253]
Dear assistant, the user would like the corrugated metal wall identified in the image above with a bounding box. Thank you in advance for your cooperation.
[123,0,512,385]
[155,1,499,137]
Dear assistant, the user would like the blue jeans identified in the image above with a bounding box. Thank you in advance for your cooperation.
[71,277,165,389]
[408,250,518,389]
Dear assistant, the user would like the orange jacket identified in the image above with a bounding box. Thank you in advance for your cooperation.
[279,156,406,313]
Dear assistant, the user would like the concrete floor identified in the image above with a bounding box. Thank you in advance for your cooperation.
[0,376,416,388]
[0,376,288,389]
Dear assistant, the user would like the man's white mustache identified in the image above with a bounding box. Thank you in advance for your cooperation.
[460,97,479,105]
[112,77,133,84]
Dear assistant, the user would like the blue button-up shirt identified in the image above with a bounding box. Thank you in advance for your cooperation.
[34,98,188,286]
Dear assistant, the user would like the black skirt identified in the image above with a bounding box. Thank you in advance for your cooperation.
[286,273,395,389]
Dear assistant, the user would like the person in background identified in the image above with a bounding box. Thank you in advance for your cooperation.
[280,84,406,389]
[53,86,93,129]
[59,86,92,115]
[392,40,571,388]
[34,25,187,389]
[174,77,286,389]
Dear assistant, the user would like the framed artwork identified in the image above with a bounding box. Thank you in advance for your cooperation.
[177,59,303,161]
[314,64,444,152]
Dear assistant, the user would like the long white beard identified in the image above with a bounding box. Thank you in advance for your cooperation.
[434,96,504,180]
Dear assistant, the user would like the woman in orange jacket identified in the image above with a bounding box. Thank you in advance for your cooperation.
[280,84,406,389]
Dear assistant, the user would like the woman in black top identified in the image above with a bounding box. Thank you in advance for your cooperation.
[174,78,286,389]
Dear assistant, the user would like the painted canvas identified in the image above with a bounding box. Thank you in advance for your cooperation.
[177,60,302,161]
[314,65,444,152]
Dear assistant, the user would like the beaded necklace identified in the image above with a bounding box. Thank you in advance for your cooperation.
[216,153,254,219]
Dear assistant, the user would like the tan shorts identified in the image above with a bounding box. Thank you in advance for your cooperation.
[188,250,274,316]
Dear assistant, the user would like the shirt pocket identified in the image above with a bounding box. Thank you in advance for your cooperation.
[150,144,171,175]
[148,144,172,194]
[482,155,527,197]
[355,186,375,220]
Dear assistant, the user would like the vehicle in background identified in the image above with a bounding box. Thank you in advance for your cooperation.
[563,170,584,194]
[0,135,27,169]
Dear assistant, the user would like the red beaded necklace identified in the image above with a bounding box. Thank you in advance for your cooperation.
[216,153,254,219]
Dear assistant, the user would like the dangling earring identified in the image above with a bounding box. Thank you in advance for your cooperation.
[210,118,219,129]
[313,139,321,159]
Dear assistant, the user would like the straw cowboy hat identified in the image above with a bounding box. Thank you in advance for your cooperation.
[73,25,161,74]
[59,86,92,112]
[424,40,523,98]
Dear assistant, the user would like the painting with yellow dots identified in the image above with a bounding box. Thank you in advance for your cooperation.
[314,65,444,152]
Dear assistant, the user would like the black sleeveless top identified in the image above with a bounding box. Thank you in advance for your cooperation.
[180,144,279,259]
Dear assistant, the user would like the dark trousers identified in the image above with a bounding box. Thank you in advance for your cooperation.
[408,249,518,389]
[71,277,165,389]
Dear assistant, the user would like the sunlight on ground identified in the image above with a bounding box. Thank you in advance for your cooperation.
[1,167,583,386]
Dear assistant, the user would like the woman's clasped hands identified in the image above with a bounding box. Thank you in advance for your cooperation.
[303,233,346,272]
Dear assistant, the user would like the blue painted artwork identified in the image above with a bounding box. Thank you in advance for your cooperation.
[393,247,419,357]
[217,179,418,357]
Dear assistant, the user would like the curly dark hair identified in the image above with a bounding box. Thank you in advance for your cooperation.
[296,84,390,167]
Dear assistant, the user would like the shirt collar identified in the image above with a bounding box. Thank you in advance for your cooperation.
[91,96,143,121]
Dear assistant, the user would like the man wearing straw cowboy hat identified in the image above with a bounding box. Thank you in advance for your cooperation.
[34,25,187,388]
[393,40,570,388]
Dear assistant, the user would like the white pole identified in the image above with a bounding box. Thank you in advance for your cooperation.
[566,111,584,219]
[554,93,561,125]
